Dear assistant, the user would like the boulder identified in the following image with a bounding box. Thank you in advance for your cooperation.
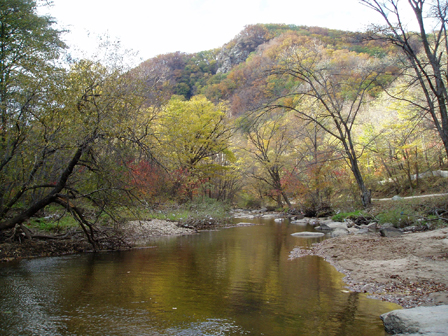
[380,227,403,237]
[354,228,369,235]
[381,305,448,335]
[291,232,325,238]
[380,222,395,229]
[315,223,332,231]
[331,228,349,237]
[327,222,348,230]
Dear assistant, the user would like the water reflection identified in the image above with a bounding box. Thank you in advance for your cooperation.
[0,218,399,335]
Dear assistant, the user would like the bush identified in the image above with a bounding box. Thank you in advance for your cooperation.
[27,215,78,233]
[144,197,232,227]
[375,208,414,228]
[235,193,262,209]
[332,210,373,224]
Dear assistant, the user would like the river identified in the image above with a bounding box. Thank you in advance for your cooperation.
[0,217,400,335]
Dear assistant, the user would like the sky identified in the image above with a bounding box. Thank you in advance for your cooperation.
[38,0,413,64]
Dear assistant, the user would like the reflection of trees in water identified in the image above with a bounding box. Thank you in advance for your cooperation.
[0,222,391,335]
[335,291,360,336]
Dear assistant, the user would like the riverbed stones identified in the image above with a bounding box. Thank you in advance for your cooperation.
[315,223,332,231]
[331,228,349,237]
[380,305,448,335]
[291,232,325,238]
[380,227,403,237]
[327,222,348,230]
[353,227,369,235]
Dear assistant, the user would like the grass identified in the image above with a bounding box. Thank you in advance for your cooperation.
[370,195,448,228]
[332,210,372,222]
[119,197,232,225]
[27,214,79,233]
[331,193,448,229]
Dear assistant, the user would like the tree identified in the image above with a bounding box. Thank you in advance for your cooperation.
[156,95,234,200]
[293,120,340,215]
[0,57,159,249]
[361,0,448,158]
[270,42,389,207]
[0,0,65,178]
[359,80,443,193]
[237,111,297,208]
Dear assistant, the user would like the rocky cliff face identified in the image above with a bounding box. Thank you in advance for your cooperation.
[216,25,272,73]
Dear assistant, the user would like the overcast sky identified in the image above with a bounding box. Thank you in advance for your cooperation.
[38,0,413,64]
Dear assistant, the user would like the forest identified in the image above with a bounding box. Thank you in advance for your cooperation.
[1,0,448,251]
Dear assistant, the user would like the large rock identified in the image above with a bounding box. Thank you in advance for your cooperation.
[315,223,332,231]
[381,305,448,335]
[353,228,369,235]
[327,222,348,230]
[331,228,349,237]
[380,227,403,237]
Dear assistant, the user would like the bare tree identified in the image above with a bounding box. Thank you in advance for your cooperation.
[361,0,448,158]
[270,42,388,207]
[238,111,298,208]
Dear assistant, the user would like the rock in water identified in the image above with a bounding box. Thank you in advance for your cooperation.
[291,232,324,238]
[381,305,448,335]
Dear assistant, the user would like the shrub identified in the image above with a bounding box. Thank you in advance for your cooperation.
[332,210,372,223]
[375,208,415,228]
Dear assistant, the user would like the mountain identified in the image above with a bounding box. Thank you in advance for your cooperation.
[136,24,393,108]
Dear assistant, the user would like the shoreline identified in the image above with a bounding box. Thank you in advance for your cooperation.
[289,228,448,308]
[0,219,196,263]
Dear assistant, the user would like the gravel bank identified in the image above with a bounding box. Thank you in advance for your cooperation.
[123,219,195,245]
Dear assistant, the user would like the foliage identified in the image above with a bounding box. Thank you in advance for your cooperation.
[155,95,234,201]
[332,210,372,222]
[144,197,231,225]
[236,110,298,208]
[5,0,448,252]
[375,208,415,228]
[235,192,263,209]
[361,0,448,158]
[0,2,163,250]
[27,214,78,233]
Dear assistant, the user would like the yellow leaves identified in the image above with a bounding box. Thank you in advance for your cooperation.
[156,95,232,171]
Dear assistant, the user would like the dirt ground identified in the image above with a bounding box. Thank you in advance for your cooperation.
[289,228,448,308]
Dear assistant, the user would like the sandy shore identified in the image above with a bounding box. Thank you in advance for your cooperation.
[289,228,448,308]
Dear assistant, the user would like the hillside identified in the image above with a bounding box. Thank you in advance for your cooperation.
[136,24,394,106]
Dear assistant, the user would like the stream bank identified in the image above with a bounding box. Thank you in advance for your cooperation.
[289,228,448,308]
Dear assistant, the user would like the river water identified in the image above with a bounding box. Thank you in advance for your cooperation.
[0,217,400,335]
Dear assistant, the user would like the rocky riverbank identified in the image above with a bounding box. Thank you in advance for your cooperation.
[289,227,448,308]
